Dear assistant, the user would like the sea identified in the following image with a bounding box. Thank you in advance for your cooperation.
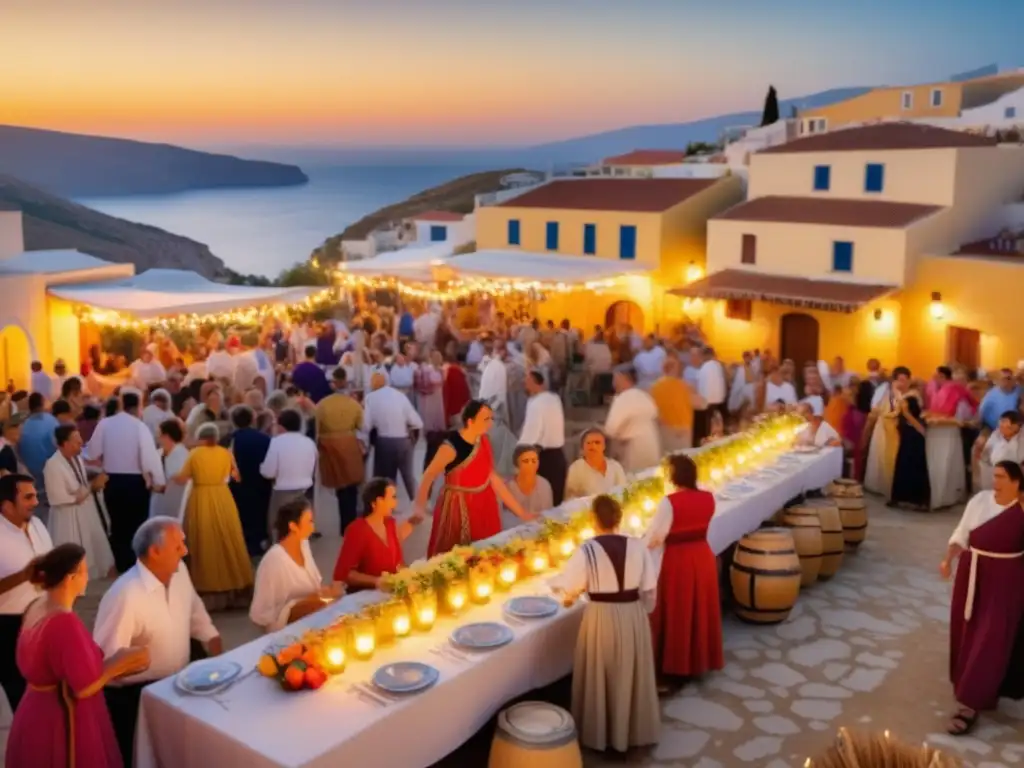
[75,161,502,278]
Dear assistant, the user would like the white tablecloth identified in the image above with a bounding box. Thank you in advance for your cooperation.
[136,447,842,768]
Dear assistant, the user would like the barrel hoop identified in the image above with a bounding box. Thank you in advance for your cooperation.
[842,524,868,531]
[736,605,792,615]
[796,553,824,559]
[737,544,797,556]
[731,562,802,578]
[822,550,844,557]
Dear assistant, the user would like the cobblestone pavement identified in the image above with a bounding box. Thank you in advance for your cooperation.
[3,494,1023,766]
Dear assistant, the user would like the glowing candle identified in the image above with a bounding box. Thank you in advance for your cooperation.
[354,634,375,658]
[469,571,493,605]
[417,606,436,630]
[324,644,346,674]
[578,526,595,541]
[559,536,575,558]
[710,468,723,484]
[391,603,411,637]
[628,513,643,532]
[411,590,438,630]
[498,562,518,588]
[530,551,550,573]
[445,580,468,613]
[641,498,655,513]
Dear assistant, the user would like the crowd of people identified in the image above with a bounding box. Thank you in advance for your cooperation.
[0,296,1023,763]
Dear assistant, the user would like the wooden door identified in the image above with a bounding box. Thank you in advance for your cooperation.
[947,326,980,370]
[779,312,820,378]
[605,301,644,334]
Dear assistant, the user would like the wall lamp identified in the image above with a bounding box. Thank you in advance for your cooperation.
[929,291,945,320]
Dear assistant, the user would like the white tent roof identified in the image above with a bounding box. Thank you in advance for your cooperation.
[48,268,322,318]
[448,250,650,284]
[340,243,451,281]
[0,249,117,275]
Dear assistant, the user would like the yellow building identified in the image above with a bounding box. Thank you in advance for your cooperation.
[798,71,1024,135]
[474,177,744,332]
[676,123,1024,373]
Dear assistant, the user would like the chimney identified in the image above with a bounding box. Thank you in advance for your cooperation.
[0,205,25,259]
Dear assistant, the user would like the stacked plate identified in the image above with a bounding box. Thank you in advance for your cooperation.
[175,660,243,696]
[372,662,440,695]
[451,622,514,651]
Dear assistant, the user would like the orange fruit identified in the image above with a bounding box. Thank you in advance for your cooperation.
[299,649,319,667]
[283,661,306,690]
[276,643,304,667]
[304,665,327,690]
[256,654,279,678]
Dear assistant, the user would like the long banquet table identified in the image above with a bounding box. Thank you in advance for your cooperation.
[136,447,842,768]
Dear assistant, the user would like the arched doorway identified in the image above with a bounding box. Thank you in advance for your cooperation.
[605,301,644,334]
[779,313,819,392]
[0,322,35,392]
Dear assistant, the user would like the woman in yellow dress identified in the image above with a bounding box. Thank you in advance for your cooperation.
[173,422,254,608]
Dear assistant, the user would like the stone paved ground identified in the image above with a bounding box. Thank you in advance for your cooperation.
[3,490,1023,766]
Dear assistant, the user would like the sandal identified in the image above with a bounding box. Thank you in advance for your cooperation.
[946,708,978,735]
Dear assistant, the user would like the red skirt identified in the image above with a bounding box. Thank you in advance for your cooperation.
[427,485,501,556]
[650,540,724,677]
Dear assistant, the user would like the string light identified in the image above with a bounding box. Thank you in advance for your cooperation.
[335,270,620,302]
[76,289,335,331]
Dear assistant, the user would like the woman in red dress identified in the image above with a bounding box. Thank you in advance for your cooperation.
[644,454,723,691]
[6,544,149,768]
[415,400,535,556]
[333,479,417,591]
[442,357,471,428]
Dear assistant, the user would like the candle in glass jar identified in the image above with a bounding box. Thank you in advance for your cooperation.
[628,513,643,532]
[446,580,468,613]
[392,606,411,637]
[324,644,346,674]
[578,526,595,541]
[417,605,436,629]
[353,632,375,659]
[559,536,575,558]
[498,562,518,587]
[530,551,550,573]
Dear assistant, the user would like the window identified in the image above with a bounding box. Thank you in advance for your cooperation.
[901,91,913,110]
[429,225,447,242]
[864,163,885,193]
[805,118,826,134]
[619,225,637,260]
[931,88,943,107]
[1006,106,1017,119]
[507,219,520,246]
[545,221,559,251]
[832,241,854,272]
[813,165,831,191]
[741,233,757,265]
[725,299,753,321]
[583,223,597,255]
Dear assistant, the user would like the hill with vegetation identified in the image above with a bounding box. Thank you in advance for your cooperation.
[0,174,229,278]
[0,124,308,197]
[310,168,533,264]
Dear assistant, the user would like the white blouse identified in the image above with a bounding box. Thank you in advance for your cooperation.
[982,431,1024,466]
[796,420,841,447]
[764,380,797,406]
[564,457,627,500]
[949,491,1018,549]
[250,541,323,632]
[549,536,657,613]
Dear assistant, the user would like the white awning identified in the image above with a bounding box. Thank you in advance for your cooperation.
[47,269,322,318]
[448,250,650,284]
[339,243,452,282]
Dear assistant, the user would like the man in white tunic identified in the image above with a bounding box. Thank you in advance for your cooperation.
[129,347,167,392]
[632,336,666,391]
[43,424,115,578]
[604,367,661,473]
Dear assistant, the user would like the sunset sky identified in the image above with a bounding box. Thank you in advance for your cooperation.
[4,0,1022,148]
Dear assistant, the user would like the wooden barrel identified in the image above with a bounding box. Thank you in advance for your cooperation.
[729,528,803,625]
[826,478,863,498]
[835,496,868,549]
[489,702,583,768]
[781,508,824,587]
[809,502,845,579]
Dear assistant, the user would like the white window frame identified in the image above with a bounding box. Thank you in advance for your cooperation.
[901,91,913,110]
[931,88,943,108]
[815,118,827,133]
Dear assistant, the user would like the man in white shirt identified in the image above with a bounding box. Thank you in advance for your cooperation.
[0,473,52,711]
[414,306,441,351]
[141,389,171,442]
[231,340,259,393]
[695,346,726,443]
[95,516,221,766]
[364,373,423,500]
[631,336,666,391]
[129,347,167,392]
[519,370,567,505]
[604,366,661,473]
[260,408,318,544]
[85,390,166,573]
[29,361,53,402]
[478,343,509,418]
[205,341,234,382]
[682,347,702,389]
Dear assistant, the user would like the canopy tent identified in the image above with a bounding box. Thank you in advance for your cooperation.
[340,243,452,282]
[447,249,650,285]
[48,268,323,318]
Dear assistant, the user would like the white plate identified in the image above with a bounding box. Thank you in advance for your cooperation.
[372,662,439,694]
[177,660,242,693]
[505,595,560,619]
[451,622,514,650]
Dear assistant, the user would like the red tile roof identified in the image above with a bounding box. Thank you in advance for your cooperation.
[714,196,942,228]
[602,149,688,166]
[498,178,718,213]
[412,210,464,222]
[670,269,895,312]
[759,123,997,154]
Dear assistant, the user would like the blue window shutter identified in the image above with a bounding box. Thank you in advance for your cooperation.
[583,223,596,255]
[864,164,885,193]
[1006,106,1017,119]
[546,221,559,250]
[507,219,520,246]
[619,225,637,260]
[429,225,446,242]
[813,165,831,191]
[832,241,854,272]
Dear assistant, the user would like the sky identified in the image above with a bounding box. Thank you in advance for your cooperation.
[3,0,1023,148]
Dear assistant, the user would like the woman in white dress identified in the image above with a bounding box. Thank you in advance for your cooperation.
[565,429,628,500]
[795,400,842,448]
[250,497,343,632]
[505,445,554,520]
[549,495,660,753]
[604,367,661,473]
[150,419,190,521]
[42,424,115,579]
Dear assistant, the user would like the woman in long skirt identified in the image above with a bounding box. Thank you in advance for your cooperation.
[550,495,660,753]
[644,455,723,690]
[890,389,930,509]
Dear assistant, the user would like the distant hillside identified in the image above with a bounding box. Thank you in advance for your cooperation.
[0,125,309,197]
[524,87,874,162]
[312,168,532,263]
[0,174,228,278]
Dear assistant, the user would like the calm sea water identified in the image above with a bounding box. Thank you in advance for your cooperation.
[76,163,492,278]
